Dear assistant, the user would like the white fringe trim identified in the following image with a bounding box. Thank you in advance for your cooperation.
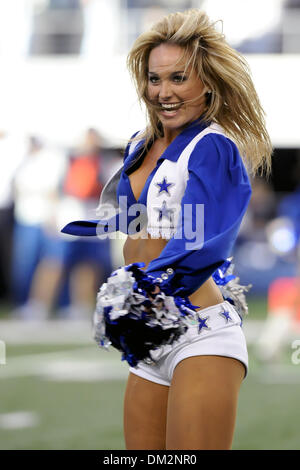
[147,226,176,239]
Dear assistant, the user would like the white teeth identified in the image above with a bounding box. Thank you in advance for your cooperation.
[160,103,181,109]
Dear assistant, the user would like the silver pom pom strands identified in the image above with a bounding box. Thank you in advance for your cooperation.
[212,258,252,319]
[93,263,198,367]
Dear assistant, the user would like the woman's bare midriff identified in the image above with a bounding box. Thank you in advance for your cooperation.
[123,232,224,311]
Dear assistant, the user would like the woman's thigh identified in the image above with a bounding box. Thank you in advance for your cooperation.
[166,355,245,450]
[123,372,169,450]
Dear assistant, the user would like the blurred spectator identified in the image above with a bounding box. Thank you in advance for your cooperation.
[58,128,115,319]
[29,0,84,55]
[255,179,300,361]
[255,271,300,361]
[238,177,277,243]
[282,0,300,53]
[11,135,66,319]
[0,131,26,301]
[123,0,192,50]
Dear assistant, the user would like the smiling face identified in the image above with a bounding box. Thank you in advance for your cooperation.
[147,43,207,141]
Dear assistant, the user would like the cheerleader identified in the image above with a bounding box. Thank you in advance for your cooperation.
[62,9,272,450]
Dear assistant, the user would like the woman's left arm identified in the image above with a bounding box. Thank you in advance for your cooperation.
[145,134,252,297]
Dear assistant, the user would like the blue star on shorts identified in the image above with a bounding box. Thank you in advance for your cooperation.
[219,308,232,322]
[155,177,174,196]
[198,315,210,333]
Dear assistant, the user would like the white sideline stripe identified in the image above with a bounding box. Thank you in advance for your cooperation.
[41,360,128,382]
[0,346,128,381]
[1,343,300,384]
[0,411,40,430]
[0,320,94,344]
[0,319,265,344]
[1,319,298,346]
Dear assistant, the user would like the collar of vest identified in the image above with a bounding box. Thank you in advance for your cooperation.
[124,118,210,171]
[159,118,210,162]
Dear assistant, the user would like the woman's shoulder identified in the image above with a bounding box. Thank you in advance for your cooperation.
[188,129,251,188]
[189,129,244,170]
[196,126,239,152]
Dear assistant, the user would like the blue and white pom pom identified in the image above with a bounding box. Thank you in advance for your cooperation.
[212,257,252,318]
[93,263,198,367]
[93,259,251,367]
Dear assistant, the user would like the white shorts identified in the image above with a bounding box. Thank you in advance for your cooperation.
[129,300,248,386]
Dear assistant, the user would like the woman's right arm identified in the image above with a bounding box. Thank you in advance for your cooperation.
[61,132,141,237]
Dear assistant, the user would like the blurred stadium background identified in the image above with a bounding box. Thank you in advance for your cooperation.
[1,0,300,450]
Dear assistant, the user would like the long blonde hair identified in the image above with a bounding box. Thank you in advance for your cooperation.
[127,9,272,176]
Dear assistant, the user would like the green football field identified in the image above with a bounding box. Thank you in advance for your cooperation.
[0,297,300,450]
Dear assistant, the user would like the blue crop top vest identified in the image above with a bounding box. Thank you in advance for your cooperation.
[62,119,252,297]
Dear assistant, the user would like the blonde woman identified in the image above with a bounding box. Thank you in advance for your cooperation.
[63,9,272,450]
